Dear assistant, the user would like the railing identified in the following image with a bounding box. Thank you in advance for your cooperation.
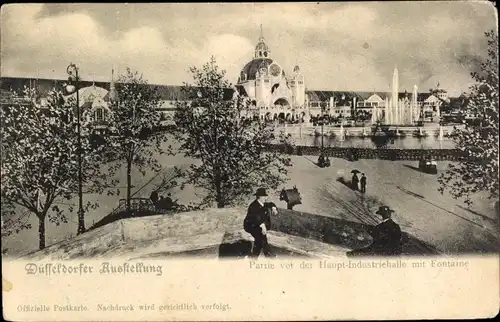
[265,143,467,161]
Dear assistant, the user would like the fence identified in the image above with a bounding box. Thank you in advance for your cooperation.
[264,144,466,161]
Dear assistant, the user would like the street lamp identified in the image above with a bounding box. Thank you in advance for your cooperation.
[317,101,327,167]
[65,63,85,235]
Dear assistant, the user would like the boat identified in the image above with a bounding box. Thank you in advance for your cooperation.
[413,127,428,138]
[394,128,407,138]
[371,128,387,137]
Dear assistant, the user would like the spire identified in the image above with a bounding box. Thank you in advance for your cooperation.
[254,24,270,59]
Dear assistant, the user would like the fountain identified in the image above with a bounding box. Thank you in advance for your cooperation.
[361,127,369,138]
[412,85,418,124]
[392,67,399,125]
[384,97,390,125]
[438,125,444,141]
[339,122,345,142]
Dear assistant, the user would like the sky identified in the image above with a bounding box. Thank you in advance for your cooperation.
[1,2,497,96]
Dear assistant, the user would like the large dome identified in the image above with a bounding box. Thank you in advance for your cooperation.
[240,58,273,81]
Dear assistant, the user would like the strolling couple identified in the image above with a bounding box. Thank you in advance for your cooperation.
[351,172,367,193]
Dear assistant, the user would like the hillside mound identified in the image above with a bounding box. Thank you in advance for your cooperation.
[20,207,440,260]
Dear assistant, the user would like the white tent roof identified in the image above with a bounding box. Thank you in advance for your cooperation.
[65,84,109,107]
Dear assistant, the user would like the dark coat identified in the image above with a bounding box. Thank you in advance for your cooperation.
[360,176,366,186]
[368,219,402,255]
[244,200,271,233]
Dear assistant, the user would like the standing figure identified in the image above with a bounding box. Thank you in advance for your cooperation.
[360,173,367,193]
[351,173,359,191]
[243,188,277,258]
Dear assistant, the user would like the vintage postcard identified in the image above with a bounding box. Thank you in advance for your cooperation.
[1,2,499,321]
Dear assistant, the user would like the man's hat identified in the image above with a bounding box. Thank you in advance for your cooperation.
[255,188,268,197]
[376,206,394,215]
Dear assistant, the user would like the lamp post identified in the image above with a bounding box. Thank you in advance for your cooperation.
[65,63,85,235]
[317,101,327,166]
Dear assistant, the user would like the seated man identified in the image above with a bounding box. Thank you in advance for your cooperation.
[243,188,278,258]
[347,206,403,256]
[157,193,174,211]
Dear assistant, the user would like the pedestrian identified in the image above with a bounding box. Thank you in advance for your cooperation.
[150,191,159,205]
[243,188,277,258]
[347,206,403,256]
[360,173,367,193]
[351,172,359,191]
[164,193,174,210]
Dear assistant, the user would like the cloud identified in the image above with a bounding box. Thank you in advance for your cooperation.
[0,4,253,85]
[1,3,497,96]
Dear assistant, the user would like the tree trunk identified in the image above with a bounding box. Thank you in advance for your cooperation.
[127,159,132,213]
[215,168,224,208]
[38,214,46,250]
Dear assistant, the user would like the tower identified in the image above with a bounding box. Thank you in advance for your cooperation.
[254,24,271,59]
[290,64,305,108]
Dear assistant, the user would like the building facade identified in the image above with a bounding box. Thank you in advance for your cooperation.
[1,29,449,126]
[236,29,306,123]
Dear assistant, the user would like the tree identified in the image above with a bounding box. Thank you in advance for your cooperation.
[107,68,169,213]
[438,30,499,207]
[1,88,109,250]
[172,57,293,208]
[1,200,31,238]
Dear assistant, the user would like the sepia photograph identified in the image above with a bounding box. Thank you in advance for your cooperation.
[1,2,499,320]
